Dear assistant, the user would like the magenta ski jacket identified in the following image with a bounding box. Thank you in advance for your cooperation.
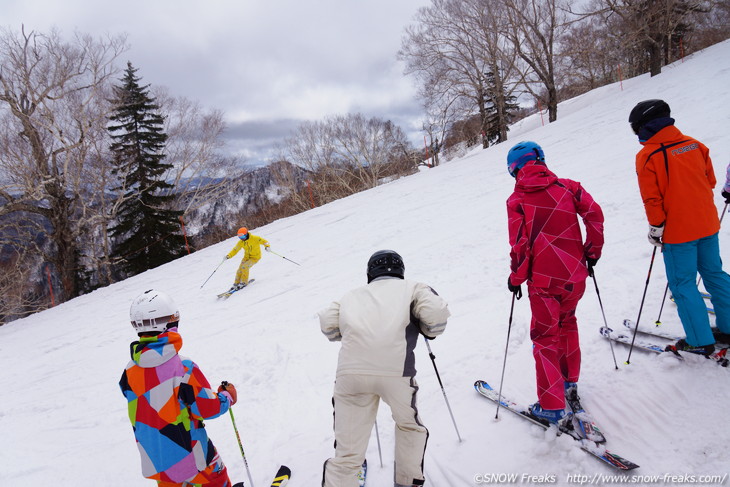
[507,160,604,289]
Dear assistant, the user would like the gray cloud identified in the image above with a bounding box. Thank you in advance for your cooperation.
[4,0,431,163]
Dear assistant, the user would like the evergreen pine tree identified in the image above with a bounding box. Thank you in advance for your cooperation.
[482,71,519,146]
[108,62,186,277]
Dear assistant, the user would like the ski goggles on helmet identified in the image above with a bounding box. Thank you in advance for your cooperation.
[130,312,180,331]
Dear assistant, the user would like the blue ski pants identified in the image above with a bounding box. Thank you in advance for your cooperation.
[663,232,730,346]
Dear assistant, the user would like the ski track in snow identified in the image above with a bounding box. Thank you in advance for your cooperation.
[1,41,730,486]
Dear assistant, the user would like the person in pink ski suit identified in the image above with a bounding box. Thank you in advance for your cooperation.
[506,141,605,422]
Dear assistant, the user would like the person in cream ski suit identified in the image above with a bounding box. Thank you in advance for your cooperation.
[319,250,450,487]
[225,226,270,291]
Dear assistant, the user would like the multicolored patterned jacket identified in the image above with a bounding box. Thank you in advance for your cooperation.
[507,159,604,289]
[119,329,232,483]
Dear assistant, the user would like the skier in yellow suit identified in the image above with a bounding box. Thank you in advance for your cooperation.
[225,227,270,291]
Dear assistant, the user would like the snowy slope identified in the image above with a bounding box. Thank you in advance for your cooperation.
[2,41,730,486]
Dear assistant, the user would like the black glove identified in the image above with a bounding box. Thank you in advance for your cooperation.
[507,277,522,300]
[586,257,598,277]
[723,190,730,204]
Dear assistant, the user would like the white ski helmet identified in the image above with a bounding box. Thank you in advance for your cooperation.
[129,289,180,334]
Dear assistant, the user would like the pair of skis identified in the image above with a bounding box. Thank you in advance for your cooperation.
[473,380,639,471]
[601,319,729,367]
[217,279,256,298]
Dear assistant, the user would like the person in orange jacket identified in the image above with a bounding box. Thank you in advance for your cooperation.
[629,99,730,354]
[225,227,270,291]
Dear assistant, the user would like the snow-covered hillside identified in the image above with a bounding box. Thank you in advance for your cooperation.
[2,41,730,487]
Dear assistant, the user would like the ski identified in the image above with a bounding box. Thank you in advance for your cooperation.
[270,465,291,486]
[601,325,729,367]
[217,279,256,298]
[565,391,606,443]
[669,293,714,314]
[357,459,367,486]
[665,344,729,367]
[622,319,685,342]
[473,380,639,471]
[600,325,670,354]
[623,319,730,347]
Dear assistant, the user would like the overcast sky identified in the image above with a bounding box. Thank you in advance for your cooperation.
[3,0,431,165]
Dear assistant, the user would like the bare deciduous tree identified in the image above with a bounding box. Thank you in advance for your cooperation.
[577,0,712,77]
[0,26,127,301]
[501,0,572,122]
[282,113,414,207]
[155,88,244,218]
[400,0,520,147]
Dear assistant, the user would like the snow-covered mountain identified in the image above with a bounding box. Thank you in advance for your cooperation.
[1,40,729,486]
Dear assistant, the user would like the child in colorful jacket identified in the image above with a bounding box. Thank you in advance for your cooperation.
[225,227,270,291]
[505,141,604,424]
[120,289,241,487]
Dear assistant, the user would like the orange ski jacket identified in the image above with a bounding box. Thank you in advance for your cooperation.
[635,125,719,244]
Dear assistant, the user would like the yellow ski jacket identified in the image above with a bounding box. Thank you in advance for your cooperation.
[226,234,270,261]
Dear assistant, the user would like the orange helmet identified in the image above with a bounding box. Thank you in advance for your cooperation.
[237,227,249,240]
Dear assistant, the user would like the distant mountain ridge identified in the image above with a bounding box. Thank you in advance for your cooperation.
[184,160,309,235]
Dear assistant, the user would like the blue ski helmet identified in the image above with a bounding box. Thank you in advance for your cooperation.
[507,141,544,177]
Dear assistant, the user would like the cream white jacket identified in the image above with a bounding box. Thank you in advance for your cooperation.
[319,276,450,377]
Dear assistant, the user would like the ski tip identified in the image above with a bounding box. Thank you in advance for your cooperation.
[272,465,291,486]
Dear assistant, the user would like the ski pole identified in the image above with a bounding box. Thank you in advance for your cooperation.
[423,337,462,442]
[496,293,517,420]
[655,283,669,326]
[374,419,383,468]
[267,249,301,266]
[626,246,658,365]
[201,258,226,289]
[590,271,619,370]
[222,382,255,487]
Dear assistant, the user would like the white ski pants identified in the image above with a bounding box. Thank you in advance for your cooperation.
[322,374,428,487]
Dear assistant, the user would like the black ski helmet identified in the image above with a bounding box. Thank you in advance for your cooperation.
[628,99,670,134]
[367,250,405,283]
